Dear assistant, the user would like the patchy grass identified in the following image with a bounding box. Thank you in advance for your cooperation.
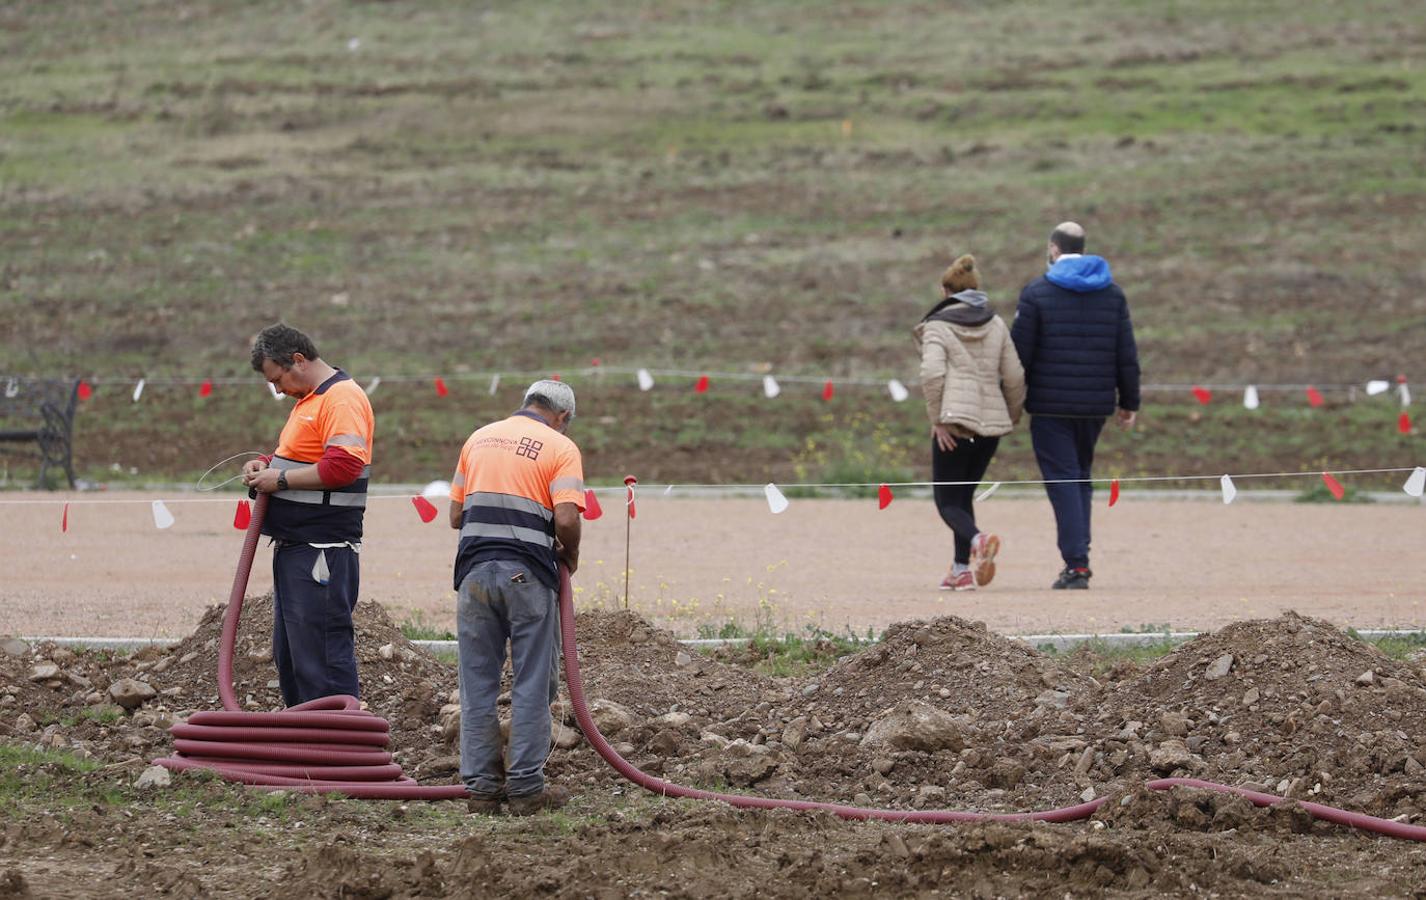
[2,1,1423,487]
[698,620,877,677]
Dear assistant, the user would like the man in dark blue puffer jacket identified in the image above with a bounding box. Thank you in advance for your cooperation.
[1011,222,1140,590]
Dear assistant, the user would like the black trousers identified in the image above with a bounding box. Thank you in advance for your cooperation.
[272,542,360,707]
[931,434,1000,565]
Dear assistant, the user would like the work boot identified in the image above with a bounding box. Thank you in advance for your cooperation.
[507,784,571,816]
[466,793,503,816]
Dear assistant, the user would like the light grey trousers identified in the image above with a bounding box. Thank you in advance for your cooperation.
[457,559,560,799]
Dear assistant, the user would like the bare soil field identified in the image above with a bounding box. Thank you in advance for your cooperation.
[2,492,1422,640]
[5,586,1426,896]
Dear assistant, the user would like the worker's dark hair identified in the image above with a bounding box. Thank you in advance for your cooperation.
[250,323,320,372]
[1049,225,1086,255]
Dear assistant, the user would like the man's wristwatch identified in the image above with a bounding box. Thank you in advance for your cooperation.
[276,471,288,491]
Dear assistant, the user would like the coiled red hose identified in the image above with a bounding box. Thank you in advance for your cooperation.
[154,495,1426,839]
[154,493,466,799]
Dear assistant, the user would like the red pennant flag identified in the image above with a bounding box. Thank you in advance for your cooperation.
[77,380,94,401]
[1306,386,1324,408]
[624,476,638,520]
[877,483,893,510]
[583,489,603,520]
[694,375,709,394]
[1108,479,1121,507]
[591,358,601,367]
[1321,472,1345,500]
[822,380,835,401]
[233,500,251,530]
[1400,412,1412,435]
[1191,385,1212,405]
[434,377,449,397]
[61,502,69,533]
[411,495,438,523]
[198,379,213,398]
[551,374,561,381]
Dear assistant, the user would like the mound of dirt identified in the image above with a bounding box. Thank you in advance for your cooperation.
[1092,611,1426,816]
[0,595,460,778]
[7,604,1426,827]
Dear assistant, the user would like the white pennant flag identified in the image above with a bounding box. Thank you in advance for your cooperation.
[267,381,282,399]
[888,379,909,402]
[488,374,501,396]
[663,484,674,496]
[151,500,175,530]
[975,481,1002,502]
[312,550,331,585]
[764,483,789,514]
[1405,467,1426,498]
[1242,385,1259,410]
[132,379,146,403]
[3,378,17,399]
[636,369,654,392]
[762,375,781,399]
[1220,474,1237,505]
[364,376,381,396]
[1366,380,1390,396]
[1401,382,1412,407]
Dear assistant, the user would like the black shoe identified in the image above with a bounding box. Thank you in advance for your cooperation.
[1052,567,1092,590]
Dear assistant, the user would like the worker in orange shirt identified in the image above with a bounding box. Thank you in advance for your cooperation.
[449,379,585,815]
[241,323,375,707]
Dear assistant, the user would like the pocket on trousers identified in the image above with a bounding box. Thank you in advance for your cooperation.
[505,578,551,626]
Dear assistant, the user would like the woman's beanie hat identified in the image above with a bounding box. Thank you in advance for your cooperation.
[940,254,979,293]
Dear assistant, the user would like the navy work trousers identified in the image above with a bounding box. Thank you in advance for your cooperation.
[1029,416,1106,569]
[271,542,360,707]
[931,434,1000,565]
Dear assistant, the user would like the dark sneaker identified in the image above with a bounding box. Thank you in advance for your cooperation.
[507,785,571,817]
[466,794,503,816]
[970,532,1000,587]
[1052,567,1092,590]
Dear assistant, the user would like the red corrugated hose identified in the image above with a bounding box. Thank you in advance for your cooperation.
[154,493,1426,840]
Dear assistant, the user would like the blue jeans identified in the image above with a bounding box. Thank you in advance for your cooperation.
[457,559,560,799]
[271,543,360,707]
[1030,415,1106,569]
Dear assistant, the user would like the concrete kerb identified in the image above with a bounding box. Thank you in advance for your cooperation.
[20,628,1426,655]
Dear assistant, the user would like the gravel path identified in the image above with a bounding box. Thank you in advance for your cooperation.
[2,491,1422,638]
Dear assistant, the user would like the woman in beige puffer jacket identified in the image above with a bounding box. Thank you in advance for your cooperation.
[913,254,1026,591]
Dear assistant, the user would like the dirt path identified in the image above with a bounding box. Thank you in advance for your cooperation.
[1,491,1422,638]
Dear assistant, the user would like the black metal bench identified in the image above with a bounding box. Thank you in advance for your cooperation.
[0,377,79,489]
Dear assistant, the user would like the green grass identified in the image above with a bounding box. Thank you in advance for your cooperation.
[399,612,456,642]
[2,0,1423,487]
[696,619,877,677]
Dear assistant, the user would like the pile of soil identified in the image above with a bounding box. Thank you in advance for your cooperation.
[0,594,461,779]
[6,602,1426,825]
[1095,611,1426,816]
[7,603,1426,896]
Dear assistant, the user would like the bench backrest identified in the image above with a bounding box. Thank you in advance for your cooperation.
[0,377,79,430]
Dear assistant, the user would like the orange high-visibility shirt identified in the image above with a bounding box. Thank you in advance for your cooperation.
[450,411,585,590]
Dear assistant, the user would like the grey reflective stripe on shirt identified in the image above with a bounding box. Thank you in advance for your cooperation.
[461,491,553,521]
[327,434,367,449]
[278,489,368,508]
[549,476,584,494]
[459,522,554,547]
[270,456,371,478]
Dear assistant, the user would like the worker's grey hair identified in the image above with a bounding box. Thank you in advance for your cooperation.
[523,379,576,417]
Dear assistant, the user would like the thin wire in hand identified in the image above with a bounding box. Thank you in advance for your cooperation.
[195,451,267,493]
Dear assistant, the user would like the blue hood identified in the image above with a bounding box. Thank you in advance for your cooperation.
[1046,255,1114,292]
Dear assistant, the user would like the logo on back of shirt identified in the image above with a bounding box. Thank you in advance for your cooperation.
[516,437,543,460]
